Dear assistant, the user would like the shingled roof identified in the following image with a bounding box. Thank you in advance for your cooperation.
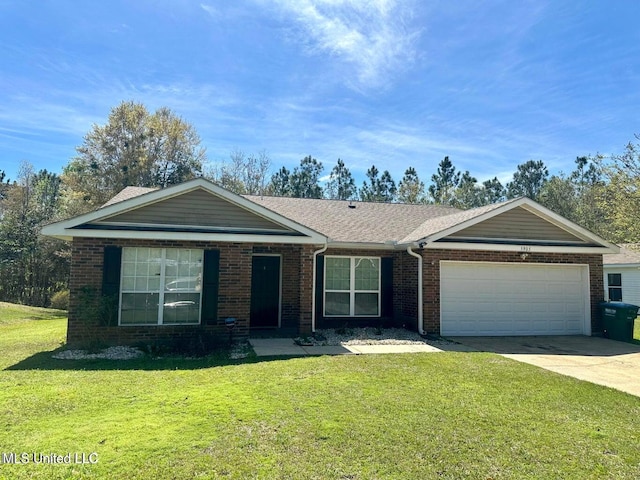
[45,179,616,252]
[604,244,640,265]
[398,198,519,243]
[102,186,157,207]
[245,195,458,243]
[96,187,541,244]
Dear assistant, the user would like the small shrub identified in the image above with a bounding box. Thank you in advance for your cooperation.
[50,290,70,310]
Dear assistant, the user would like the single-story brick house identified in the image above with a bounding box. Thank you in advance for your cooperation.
[42,178,618,347]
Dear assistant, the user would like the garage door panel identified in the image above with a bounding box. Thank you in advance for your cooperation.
[440,262,588,336]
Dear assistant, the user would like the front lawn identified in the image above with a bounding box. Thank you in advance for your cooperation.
[1,304,640,479]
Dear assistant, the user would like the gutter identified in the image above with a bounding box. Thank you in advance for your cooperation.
[406,245,425,335]
[311,243,328,334]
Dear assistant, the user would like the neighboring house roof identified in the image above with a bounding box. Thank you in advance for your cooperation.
[604,244,640,266]
[244,195,457,244]
[42,178,619,253]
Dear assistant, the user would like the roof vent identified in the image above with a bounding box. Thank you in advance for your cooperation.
[348,201,356,209]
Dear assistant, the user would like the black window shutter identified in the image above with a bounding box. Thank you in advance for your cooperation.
[201,249,220,325]
[102,246,122,326]
[381,257,393,318]
[315,255,324,319]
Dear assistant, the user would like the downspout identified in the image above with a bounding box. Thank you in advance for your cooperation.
[311,243,328,334]
[406,245,425,335]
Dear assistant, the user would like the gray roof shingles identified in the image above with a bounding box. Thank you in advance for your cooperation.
[244,195,459,243]
[101,186,158,207]
[604,244,640,265]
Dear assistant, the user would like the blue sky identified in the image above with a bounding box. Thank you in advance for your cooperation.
[1,0,639,187]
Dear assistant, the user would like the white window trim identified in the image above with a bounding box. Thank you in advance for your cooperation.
[607,272,623,301]
[118,247,203,326]
[323,256,381,317]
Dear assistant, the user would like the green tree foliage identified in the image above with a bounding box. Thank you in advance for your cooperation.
[428,156,460,205]
[452,171,483,209]
[0,163,69,306]
[538,156,607,235]
[208,149,272,195]
[506,160,549,200]
[268,167,293,197]
[325,159,357,200]
[597,137,640,242]
[359,165,397,202]
[481,177,506,204]
[397,167,426,204]
[290,156,324,199]
[62,101,205,214]
[0,170,11,204]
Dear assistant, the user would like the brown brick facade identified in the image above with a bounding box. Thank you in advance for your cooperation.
[67,238,604,347]
[68,238,319,347]
[417,249,604,334]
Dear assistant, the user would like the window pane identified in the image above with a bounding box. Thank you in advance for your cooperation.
[120,247,203,325]
[120,293,159,325]
[354,293,379,316]
[608,273,622,287]
[609,288,623,301]
[163,293,200,324]
[354,258,379,291]
[164,249,202,292]
[325,292,350,316]
[325,257,350,290]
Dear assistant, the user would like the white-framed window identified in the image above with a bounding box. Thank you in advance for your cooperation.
[119,247,203,326]
[324,256,381,317]
[608,273,622,301]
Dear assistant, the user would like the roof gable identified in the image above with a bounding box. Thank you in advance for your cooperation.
[403,197,618,253]
[42,179,326,244]
[97,188,294,233]
[448,206,587,243]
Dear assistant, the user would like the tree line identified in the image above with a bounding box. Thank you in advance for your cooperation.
[1,100,639,307]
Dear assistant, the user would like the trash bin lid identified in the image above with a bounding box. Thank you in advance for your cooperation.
[600,302,640,315]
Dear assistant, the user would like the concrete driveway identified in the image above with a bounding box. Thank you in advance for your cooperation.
[448,336,640,397]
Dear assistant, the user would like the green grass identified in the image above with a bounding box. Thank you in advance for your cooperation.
[2,304,640,479]
[634,318,640,342]
[0,301,67,324]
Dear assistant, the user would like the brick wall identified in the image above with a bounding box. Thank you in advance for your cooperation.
[418,249,604,334]
[68,238,327,347]
[67,238,605,345]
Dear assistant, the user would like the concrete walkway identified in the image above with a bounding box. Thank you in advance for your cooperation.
[449,336,640,397]
[249,338,448,357]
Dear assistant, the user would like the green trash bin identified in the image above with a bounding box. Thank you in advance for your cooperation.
[599,302,639,342]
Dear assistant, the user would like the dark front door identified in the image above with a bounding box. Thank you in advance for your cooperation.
[250,255,281,328]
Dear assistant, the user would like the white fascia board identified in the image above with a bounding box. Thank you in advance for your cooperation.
[46,228,325,245]
[603,263,640,268]
[423,241,615,254]
[41,178,327,243]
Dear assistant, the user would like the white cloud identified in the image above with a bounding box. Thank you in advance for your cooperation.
[267,0,419,89]
[200,3,218,18]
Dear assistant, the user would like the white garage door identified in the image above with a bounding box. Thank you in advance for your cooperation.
[440,261,590,336]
